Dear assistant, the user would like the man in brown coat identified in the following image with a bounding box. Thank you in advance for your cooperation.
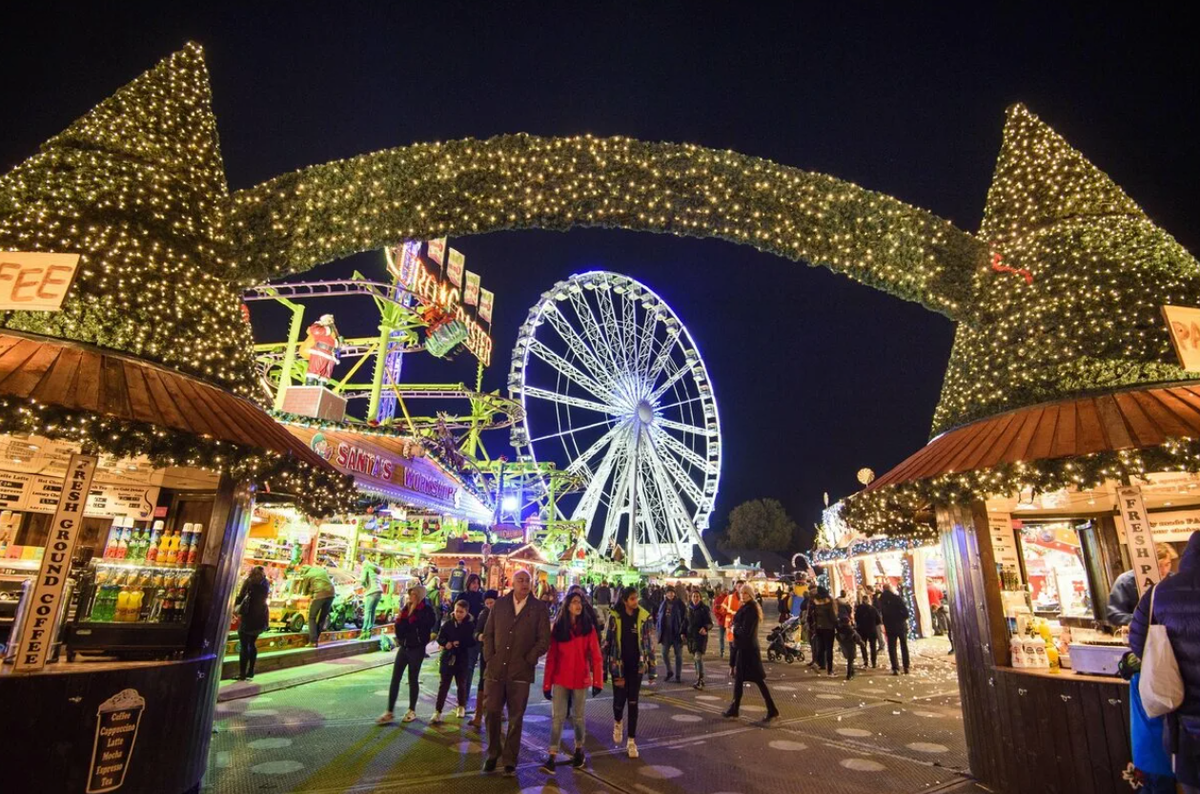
[481,569,551,774]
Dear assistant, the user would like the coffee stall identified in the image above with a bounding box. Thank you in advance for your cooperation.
[0,46,355,794]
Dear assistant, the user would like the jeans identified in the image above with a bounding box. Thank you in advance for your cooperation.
[717,626,726,657]
[387,646,425,712]
[816,629,835,673]
[549,685,587,751]
[887,626,911,672]
[485,679,531,766]
[692,650,705,681]
[361,591,382,634]
[662,639,683,680]
[436,662,468,711]
[237,630,260,677]
[465,644,481,707]
[613,668,643,738]
[308,596,333,644]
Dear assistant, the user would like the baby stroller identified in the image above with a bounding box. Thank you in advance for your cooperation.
[766,615,804,663]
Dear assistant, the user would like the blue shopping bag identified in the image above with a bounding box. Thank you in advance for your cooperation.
[1130,672,1174,777]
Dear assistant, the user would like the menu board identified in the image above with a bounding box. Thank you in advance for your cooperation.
[0,468,158,519]
[1145,509,1200,542]
[0,471,32,509]
[987,513,1022,569]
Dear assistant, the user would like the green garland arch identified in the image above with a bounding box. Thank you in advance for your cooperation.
[223,134,985,320]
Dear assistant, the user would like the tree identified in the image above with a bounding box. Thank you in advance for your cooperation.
[724,499,797,552]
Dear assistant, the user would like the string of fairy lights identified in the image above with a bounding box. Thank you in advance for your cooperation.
[222,130,983,320]
[3,45,1199,527]
[842,106,1200,538]
[0,44,355,517]
[931,104,1200,434]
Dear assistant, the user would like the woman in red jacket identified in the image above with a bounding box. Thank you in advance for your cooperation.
[540,592,603,773]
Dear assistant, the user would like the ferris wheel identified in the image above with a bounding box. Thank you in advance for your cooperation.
[509,271,720,571]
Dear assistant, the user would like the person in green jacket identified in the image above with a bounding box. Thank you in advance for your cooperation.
[603,587,657,759]
[360,557,383,634]
[296,564,335,646]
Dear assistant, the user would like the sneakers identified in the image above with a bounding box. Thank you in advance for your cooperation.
[612,721,623,744]
[455,706,466,719]
[401,710,417,722]
[375,711,394,725]
[431,711,443,724]
[540,754,557,773]
[692,681,702,690]
[627,739,639,758]
[571,748,585,768]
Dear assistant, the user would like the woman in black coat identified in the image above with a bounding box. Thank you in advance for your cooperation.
[234,566,270,680]
[723,585,779,720]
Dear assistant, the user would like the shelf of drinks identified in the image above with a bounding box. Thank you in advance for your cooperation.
[92,560,198,573]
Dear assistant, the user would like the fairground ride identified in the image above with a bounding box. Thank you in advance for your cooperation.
[243,241,583,524]
[508,271,721,572]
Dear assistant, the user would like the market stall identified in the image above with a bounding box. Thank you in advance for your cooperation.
[848,386,1200,794]
[0,47,355,794]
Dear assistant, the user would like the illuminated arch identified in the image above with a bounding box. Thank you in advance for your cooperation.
[224,134,985,320]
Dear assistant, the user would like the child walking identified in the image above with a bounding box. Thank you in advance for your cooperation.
[836,615,863,680]
[432,599,475,723]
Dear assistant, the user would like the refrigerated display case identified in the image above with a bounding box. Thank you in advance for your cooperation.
[64,493,214,660]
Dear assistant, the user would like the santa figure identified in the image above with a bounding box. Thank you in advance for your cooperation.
[303,314,340,384]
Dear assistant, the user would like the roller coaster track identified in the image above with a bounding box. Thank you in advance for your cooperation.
[242,279,420,309]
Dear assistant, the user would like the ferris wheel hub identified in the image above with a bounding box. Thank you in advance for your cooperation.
[635,400,655,425]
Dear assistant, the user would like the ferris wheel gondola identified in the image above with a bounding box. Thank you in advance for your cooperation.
[509,272,720,571]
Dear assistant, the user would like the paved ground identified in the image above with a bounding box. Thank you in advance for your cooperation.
[205,633,970,794]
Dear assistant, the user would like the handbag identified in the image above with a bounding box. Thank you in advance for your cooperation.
[1139,585,1185,718]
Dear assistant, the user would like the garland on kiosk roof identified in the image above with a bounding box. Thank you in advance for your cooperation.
[0,44,258,393]
[841,435,1200,540]
[930,104,1200,435]
[0,395,358,519]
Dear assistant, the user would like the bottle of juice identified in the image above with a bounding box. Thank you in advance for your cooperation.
[102,520,122,559]
[88,569,109,620]
[115,520,130,560]
[128,526,143,562]
[184,524,200,566]
[115,585,131,622]
[165,529,179,566]
[146,520,163,563]
[156,525,173,562]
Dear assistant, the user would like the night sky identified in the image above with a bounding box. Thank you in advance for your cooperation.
[3,6,1197,549]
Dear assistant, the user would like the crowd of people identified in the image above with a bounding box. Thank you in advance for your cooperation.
[363,571,784,775]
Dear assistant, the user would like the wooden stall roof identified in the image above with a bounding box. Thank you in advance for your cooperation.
[0,330,330,469]
[867,381,1200,492]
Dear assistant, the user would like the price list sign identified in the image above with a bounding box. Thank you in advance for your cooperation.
[86,689,146,793]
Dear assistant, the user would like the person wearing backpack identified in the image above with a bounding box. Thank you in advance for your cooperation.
[1129,531,1200,793]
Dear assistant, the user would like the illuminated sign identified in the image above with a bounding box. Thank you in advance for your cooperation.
[1162,304,1200,371]
[310,432,458,505]
[0,251,82,311]
[387,243,492,366]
